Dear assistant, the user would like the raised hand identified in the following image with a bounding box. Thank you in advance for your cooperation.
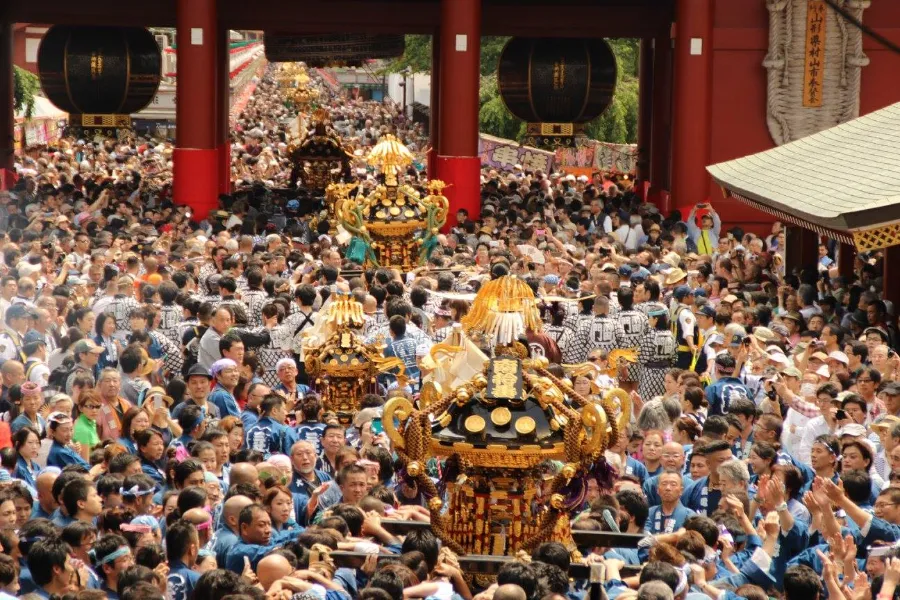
[884,556,900,588]
[765,477,786,508]
[723,494,746,518]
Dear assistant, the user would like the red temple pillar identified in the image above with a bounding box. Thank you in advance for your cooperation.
[838,243,856,279]
[671,0,713,212]
[885,246,900,316]
[636,38,654,191]
[785,227,818,276]
[427,31,441,181]
[0,22,15,190]
[174,0,219,219]
[436,0,481,227]
[650,31,673,210]
[217,27,231,196]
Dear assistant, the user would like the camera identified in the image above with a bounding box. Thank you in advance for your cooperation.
[836,409,847,420]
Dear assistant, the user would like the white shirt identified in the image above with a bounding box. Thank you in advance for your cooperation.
[781,407,813,458]
[796,415,834,465]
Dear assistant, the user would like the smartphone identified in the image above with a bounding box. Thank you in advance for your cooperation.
[371,418,383,435]
[153,394,162,409]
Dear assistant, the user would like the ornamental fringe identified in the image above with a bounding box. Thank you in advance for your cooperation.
[763,0,870,145]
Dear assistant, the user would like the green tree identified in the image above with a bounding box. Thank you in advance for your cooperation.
[478,75,523,140]
[386,35,432,73]
[14,66,40,119]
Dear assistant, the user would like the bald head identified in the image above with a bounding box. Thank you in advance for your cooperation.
[183,507,213,543]
[182,507,211,527]
[1,360,24,385]
[257,554,293,590]
[229,463,259,487]
[223,495,254,532]
[494,584,527,600]
[36,471,59,512]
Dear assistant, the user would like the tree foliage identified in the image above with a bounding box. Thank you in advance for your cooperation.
[14,66,40,119]
[387,35,640,144]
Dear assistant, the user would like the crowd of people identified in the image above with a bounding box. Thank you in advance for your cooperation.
[0,64,897,600]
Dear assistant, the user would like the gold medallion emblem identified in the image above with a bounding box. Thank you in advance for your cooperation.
[515,416,536,435]
[491,407,512,427]
[464,415,486,433]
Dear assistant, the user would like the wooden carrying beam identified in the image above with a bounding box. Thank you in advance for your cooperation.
[378,520,647,548]
[330,551,643,578]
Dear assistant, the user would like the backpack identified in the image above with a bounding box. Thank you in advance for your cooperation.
[47,357,77,392]
[24,360,41,382]
[181,326,203,377]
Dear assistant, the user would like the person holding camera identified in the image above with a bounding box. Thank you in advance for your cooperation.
[686,202,721,256]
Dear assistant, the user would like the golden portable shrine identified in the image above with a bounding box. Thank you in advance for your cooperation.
[336,135,448,270]
[287,109,354,191]
[302,294,407,424]
[277,62,319,109]
[383,276,632,561]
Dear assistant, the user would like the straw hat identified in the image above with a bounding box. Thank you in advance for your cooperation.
[143,386,173,408]
[664,268,687,286]
[138,349,158,377]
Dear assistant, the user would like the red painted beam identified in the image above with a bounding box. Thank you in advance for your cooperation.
[7,0,673,38]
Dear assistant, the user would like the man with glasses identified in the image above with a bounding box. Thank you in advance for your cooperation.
[94,369,133,442]
[643,443,689,506]
[856,366,886,424]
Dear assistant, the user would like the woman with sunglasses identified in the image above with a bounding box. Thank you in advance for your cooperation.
[72,389,102,462]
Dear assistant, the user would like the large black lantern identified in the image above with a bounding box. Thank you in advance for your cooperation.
[498,38,618,147]
[38,26,162,131]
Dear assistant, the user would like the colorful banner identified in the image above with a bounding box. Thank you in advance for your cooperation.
[15,119,61,151]
[592,141,637,174]
[478,134,555,173]
[552,140,637,174]
[554,144,596,169]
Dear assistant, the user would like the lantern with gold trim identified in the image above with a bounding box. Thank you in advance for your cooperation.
[335,135,448,270]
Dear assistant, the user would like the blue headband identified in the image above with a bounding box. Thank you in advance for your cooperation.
[120,485,154,498]
[90,546,130,567]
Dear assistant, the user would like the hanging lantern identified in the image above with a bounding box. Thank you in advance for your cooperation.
[38,26,162,132]
[498,38,617,148]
